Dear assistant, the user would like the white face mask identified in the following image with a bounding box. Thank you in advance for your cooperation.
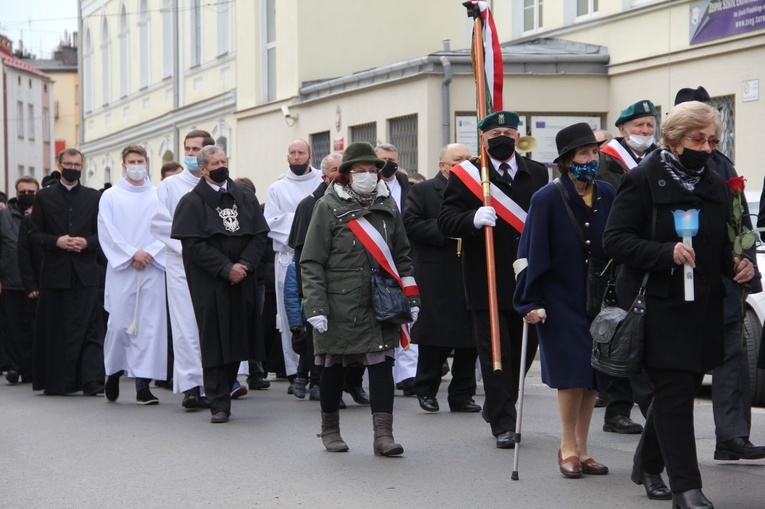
[125,164,148,181]
[626,134,654,153]
[350,172,378,194]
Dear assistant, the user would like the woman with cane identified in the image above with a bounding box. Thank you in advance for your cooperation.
[514,123,615,478]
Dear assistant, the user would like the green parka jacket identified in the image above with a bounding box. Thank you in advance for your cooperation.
[300,180,420,356]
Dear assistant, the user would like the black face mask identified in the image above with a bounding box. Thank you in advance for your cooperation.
[61,168,81,183]
[209,166,229,183]
[17,193,35,210]
[380,161,398,179]
[289,163,309,176]
[678,148,712,172]
[487,136,516,161]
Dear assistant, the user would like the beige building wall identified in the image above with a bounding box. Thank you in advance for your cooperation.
[48,70,79,150]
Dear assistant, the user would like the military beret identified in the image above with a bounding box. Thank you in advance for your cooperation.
[478,111,520,132]
[614,100,657,127]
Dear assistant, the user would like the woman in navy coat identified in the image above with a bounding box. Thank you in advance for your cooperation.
[514,123,614,479]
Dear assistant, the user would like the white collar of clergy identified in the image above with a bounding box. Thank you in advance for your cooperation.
[117,176,150,192]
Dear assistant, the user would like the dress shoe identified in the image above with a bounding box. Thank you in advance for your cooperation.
[344,384,370,405]
[672,488,713,509]
[395,377,415,396]
[496,431,515,449]
[182,387,201,409]
[82,382,105,396]
[418,396,439,412]
[5,370,19,384]
[630,467,672,500]
[558,449,582,478]
[594,395,607,408]
[714,437,765,461]
[441,362,450,377]
[247,376,271,390]
[105,371,123,402]
[198,396,211,409]
[581,457,609,475]
[603,415,643,434]
[210,411,229,424]
[450,399,481,413]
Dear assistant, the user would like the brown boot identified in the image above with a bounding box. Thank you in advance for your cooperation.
[319,411,349,452]
[372,412,404,456]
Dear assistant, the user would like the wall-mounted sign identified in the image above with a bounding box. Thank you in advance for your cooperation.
[333,136,344,152]
[335,105,342,132]
[530,116,601,165]
[689,0,765,45]
[743,79,760,102]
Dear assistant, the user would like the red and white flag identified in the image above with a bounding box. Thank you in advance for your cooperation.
[470,1,504,111]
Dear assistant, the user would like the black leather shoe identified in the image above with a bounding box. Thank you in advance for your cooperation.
[714,437,765,460]
[630,467,672,500]
[594,395,607,408]
[496,431,515,449]
[82,382,105,396]
[198,396,211,409]
[672,488,713,509]
[105,370,123,402]
[418,396,439,412]
[210,411,229,424]
[450,399,481,413]
[396,377,415,396]
[5,370,19,384]
[182,387,201,409]
[603,415,643,434]
[344,384,370,405]
[247,376,271,390]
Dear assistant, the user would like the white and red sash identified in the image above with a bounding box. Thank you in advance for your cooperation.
[451,160,527,233]
[346,216,418,350]
[600,139,638,171]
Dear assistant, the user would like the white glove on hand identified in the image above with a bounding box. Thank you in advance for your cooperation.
[473,206,497,228]
[410,306,420,325]
[307,315,328,333]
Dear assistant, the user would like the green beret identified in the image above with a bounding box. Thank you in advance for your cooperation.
[615,100,657,127]
[478,111,520,132]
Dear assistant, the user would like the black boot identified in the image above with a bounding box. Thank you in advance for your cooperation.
[672,489,714,509]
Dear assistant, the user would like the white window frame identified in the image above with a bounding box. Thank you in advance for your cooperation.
[523,0,543,33]
[17,101,24,139]
[28,104,35,140]
[138,0,151,88]
[217,0,232,56]
[162,0,174,78]
[118,3,129,97]
[101,14,112,105]
[260,0,276,102]
[189,0,203,67]
[43,106,50,142]
[575,0,599,20]
[83,25,94,112]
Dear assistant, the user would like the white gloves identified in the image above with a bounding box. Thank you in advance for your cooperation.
[410,306,420,325]
[308,315,328,333]
[473,206,497,228]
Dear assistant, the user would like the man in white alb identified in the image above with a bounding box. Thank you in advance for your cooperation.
[99,145,167,405]
[264,139,323,390]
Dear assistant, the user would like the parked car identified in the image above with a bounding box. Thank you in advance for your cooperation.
[742,190,765,407]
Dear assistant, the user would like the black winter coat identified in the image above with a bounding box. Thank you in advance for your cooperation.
[603,150,735,373]
[437,155,549,310]
[403,172,474,348]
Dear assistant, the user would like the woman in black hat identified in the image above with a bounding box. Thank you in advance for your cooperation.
[514,122,615,479]
[301,142,420,456]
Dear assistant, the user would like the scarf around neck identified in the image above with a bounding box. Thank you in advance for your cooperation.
[660,150,704,191]
[344,184,377,208]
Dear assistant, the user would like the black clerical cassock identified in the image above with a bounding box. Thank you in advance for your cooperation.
[171,178,269,417]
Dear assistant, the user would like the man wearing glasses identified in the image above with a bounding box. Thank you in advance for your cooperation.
[29,148,105,396]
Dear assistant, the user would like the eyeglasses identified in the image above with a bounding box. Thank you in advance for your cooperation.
[350,167,379,174]
[60,163,83,169]
[683,135,720,149]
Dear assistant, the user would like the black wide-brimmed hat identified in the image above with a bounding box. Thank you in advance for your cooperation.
[674,86,711,105]
[553,122,601,163]
[338,142,386,173]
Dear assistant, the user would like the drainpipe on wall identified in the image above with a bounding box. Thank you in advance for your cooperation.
[3,68,8,193]
[440,38,452,148]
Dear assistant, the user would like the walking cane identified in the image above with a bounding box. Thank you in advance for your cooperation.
[511,257,544,480]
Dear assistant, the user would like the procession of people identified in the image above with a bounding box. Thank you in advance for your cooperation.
[1,90,765,509]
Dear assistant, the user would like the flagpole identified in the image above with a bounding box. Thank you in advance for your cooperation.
[464,1,502,372]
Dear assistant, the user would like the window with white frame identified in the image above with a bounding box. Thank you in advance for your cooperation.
[101,15,112,104]
[162,0,174,78]
[17,101,24,139]
[217,0,231,55]
[28,104,35,140]
[389,114,419,172]
[577,0,599,17]
[119,4,129,97]
[524,0,543,32]
[43,107,50,142]
[83,26,93,112]
[138,0,150,88]
[261,0,276,102]
[190,0,202,66]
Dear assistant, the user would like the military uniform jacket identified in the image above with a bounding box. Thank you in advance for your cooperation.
[29,182,101,289]
[437,155,549,310]
[403,172,473,348]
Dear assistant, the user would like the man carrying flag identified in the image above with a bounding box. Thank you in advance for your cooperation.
[438,111,548,449]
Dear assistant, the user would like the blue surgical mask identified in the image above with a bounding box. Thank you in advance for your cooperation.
[184,155,199,172]
[569,160,599,182]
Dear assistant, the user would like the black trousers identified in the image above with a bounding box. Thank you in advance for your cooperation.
[203,362,240,415]
[472,309,537,437]
[320,358,393,414]
[0,290,34,378]
[603,371,653,420]
[712,321,751,443]
[634,368,704,493]
[413,345,477,406]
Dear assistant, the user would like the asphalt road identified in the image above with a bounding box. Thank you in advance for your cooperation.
[2,361,764,509]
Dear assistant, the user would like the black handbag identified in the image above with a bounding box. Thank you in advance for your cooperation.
[369,271,413,325]
[553,178,612,318]
[589,273,649,377]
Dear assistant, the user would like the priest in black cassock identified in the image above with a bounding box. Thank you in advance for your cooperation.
[171,145,269,423]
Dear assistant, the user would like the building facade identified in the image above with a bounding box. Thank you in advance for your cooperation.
[0,35,55,194]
